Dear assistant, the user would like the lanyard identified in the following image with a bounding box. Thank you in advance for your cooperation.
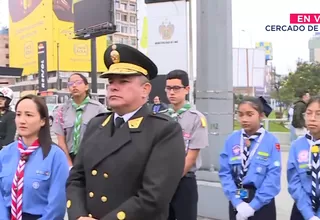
[239,129,265,166]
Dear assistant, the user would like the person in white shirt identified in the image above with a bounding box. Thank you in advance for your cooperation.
[288,105,297,142]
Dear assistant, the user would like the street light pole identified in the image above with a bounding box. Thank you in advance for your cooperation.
[91,37,97,94]
[56,42,61,90]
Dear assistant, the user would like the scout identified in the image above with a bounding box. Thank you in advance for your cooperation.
[165,69,209,220]
[52,73,106,167]
[66,44,186,220]
[288,96,320,220]
[219,96,281,220]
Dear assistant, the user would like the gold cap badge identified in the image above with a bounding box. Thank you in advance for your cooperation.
[110,44,120,64]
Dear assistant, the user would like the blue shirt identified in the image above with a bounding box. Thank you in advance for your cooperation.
[287,136,320,219]
[219,130,281,211]
[0,141,69,220]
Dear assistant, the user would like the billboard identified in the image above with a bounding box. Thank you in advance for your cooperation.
[255,42,273,61]
[233,48,266,88]
[38,41,48,92]
[9,0,107,76]
[146,1,188,74]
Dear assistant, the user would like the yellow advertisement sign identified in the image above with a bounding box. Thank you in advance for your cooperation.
[9,0,107,76]
[9,0,54,75]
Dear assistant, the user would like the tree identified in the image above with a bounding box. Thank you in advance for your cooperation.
[272,61,320,108]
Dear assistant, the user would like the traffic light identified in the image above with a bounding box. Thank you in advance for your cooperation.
[145,0,182,4]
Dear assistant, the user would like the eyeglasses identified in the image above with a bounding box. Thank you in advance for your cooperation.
[304,112,320,121]
[67,80,83,87]
[165,86,185,93]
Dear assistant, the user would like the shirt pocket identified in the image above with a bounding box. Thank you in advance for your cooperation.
[251,160,269,188]
[28,171,51,193]
[0,168,13,196]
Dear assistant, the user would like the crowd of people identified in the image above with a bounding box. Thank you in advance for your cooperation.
[0,43,319,220]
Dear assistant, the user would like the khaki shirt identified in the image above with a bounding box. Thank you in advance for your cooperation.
[52,99,107,152]
[167,106,209,172]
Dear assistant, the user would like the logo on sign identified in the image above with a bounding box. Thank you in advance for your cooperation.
[159,19,174,40]
[24,41,33,58]
[74,44,88,56]
[40,59,46,89]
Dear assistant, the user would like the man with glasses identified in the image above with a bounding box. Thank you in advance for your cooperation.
[66,44,185,220]
[165,69,209,220]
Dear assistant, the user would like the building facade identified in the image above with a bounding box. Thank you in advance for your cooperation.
[111,0,137,47]
[309,33,320,62]
[0,28,15,85]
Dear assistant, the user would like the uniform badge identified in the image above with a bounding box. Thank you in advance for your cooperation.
[232,145,240,156]
[110,44,120,63]
[32,181,40,189]
[200,117,207,128]
[312,145,319,153]
[256,167,262,173]
[274,161,280,167]
[128,117,143,129]
[275,143,280,152]
[245,139,251,147]
[297,150,309,163]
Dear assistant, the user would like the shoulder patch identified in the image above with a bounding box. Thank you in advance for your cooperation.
[200,117,207,127]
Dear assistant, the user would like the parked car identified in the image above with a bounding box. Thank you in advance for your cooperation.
[47,104,61,126]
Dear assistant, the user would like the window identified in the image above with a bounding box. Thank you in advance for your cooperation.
[5,43,8,49]
[130,26,136,35]
[121,14,127,22]
[5,54,9,59]
[130,16,136,23]
[121,26,128,33]
[120,3,127,10]
[116,25,120,32]
[115,1,120,8]
[116,13,120,20]
[129,3,136,11]
[131,37,137,46]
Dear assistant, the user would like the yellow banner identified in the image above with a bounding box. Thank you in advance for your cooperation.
[9,0,107,76]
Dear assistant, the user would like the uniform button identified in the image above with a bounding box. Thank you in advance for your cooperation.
[91,170,98,176]
[88,214,93,217]
[103,173,109,178]
[89,192,94,198]
[101,196,108,202]
[67,200,71,209]
[117,211,126,220]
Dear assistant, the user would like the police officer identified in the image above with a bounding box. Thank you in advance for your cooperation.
[52,73,106,167]
[288,96,320,220]
[164,69,208,220]
[66,44,185,220]
[0,87,16,149]
[219,96,281,220]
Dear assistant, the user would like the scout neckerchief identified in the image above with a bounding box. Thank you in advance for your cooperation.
[238,127,265,185]
[168,102,191,121]
[305,133,320,212]
[11,138,40,220]
[71,96,90,154]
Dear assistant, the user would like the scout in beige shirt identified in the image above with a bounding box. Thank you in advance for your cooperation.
[52,73,106,167]
[165,69,208,220]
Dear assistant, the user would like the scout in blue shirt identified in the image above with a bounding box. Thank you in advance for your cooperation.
[288,96,320,220]
[0,94,69,220]
[219,96,281,220]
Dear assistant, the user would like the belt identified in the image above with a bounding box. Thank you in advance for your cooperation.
[184,172,196,178]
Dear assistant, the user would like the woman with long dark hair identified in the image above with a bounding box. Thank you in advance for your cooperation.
[0,94,69,219]
[52,73,106,167]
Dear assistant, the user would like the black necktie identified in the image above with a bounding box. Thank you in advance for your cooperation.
[115,117,125,129]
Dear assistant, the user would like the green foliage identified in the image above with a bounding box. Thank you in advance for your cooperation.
[272,61,320,107]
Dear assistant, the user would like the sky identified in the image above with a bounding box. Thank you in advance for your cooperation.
[0,0,318,76]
